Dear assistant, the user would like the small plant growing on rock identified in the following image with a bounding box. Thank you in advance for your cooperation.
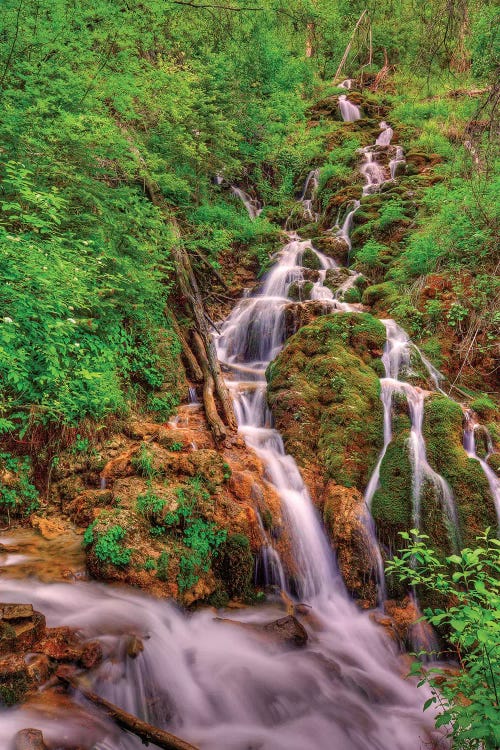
[132,443,157,479]
[156,551,170,581]
[84,522,132,567]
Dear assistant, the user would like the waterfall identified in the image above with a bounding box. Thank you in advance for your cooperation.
[216,235,342,598]
[390,146,406,180]
[298,169,320,222]
[463,412,500,525]
[336,199,361,257]
[338,95,361,122]
[376,121,394,147]
[231,186,263,219]
[371,322,461,551]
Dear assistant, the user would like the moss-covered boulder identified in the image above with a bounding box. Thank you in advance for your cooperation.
[267,313,385,490]
[371,427,413,555]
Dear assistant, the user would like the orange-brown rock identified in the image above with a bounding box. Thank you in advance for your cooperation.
[30,516,68,540]
[323,483,379,606]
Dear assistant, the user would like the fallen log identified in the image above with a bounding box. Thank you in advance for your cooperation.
[57,670,199,750]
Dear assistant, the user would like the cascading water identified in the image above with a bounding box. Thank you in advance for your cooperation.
[463,411,500,525]
[376,121,394,147]
[231,186,263,220]
[390,146,406,180]
[338,95,361,122]
[367,320,461,551]
[0,233,443,750]
[298,169,320,222]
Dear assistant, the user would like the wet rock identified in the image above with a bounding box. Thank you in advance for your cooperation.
[37,628,102,669]
[157,426,213,451]
[0,654,28,705]
[0,620,16,654]
[323,483,378,606]
[12,612,46,651]
[262,616,308,647]
[30,516,67,540]
[0,603,34,620]
[80,640,103,669]
[15,729,48,750]
[26,654,51,686]
[126,635,144,659]
[218,615,308,648]
[313,236,350,264]
[66,489,114,526]
[123,420,161,441]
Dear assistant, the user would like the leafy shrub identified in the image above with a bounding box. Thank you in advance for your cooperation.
[0,453,39,517]
[387,530,500,749]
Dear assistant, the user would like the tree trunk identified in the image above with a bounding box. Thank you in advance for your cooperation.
[192,332,227,443]
[170,226,237,435]
[170,314,203,382]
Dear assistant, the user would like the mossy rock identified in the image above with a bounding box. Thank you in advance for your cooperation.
[371,431,413,552]
[213,533,254,599]
[288,280,314,301]
[300,247,322,270]
[267,313,385,490]
[423,395,497,544]
[362,281,399,309]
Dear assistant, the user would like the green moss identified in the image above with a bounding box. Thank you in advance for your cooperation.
[470,394,497,420]
[423,395,497,544]
[268,313,385,490]
[361,281,399,308]
[213,533,254,599]
[301,247,322,270]
[372,432,413,551]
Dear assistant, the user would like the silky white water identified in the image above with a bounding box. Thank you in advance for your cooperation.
[230,186,262,219]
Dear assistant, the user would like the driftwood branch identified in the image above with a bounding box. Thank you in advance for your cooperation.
[334,9,368,81]
[58,672,199,750]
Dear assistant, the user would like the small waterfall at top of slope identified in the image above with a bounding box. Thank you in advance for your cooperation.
[231,185,263,219]
[376,121,394,146]
[337,77,361,121]
[463,411,500,525]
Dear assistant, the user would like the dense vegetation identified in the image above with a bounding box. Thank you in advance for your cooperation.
[388,531,500,749]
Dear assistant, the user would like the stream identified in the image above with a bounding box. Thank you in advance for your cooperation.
[2,80,497,750]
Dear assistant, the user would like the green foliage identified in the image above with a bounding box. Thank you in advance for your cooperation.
[136,489,166,525]
[387,530,500,749]
[131,444,157,479]
[0,453,39,517]
[84,522,132,567]
[156,551,170,582]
